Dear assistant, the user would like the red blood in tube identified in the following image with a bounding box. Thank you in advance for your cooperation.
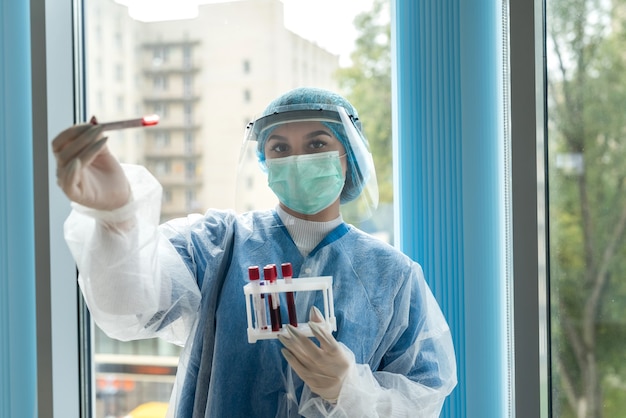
[264,265,282,332]
[281,263,298,327]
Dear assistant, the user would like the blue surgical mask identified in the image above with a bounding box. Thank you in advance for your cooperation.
[266,151,345,215]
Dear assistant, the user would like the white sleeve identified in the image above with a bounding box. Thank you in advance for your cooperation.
[63,164,201,346]
[298,276,457,418]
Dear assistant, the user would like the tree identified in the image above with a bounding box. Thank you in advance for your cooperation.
[548,0,626,416]
[336,0,393,238]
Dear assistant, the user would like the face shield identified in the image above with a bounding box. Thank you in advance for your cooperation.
[235,103,379,222]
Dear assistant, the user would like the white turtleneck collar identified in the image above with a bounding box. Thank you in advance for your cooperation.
[276,206,343,256]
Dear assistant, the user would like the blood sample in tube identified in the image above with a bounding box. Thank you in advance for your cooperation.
[248,266,268,330]
[281,262,298,327]
[264,264,282,332]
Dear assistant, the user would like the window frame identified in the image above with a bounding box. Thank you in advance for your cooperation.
[509,0,550,416]
[32,0,86,416]
[31,0,550,417]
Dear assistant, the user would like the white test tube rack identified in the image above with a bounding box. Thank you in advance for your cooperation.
[243,275,336,343]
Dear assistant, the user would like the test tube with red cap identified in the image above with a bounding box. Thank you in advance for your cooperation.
[248,266,268,330]
[264,264,282,332]
[281,262,298,327]
[93,114,160,131]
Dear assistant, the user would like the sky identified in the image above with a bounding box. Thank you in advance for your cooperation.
[281,0,375,66]
[116,0,375,67]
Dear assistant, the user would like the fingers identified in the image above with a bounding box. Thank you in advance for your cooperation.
[51,123,93,153]
[309,320,337,349]
[55,125,106,167]
[309,305,324,323]
[307,306,339,350]
[278,325,319,359]
[78,136,109,167]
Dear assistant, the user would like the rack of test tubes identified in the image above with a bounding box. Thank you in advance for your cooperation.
[243,263,336,343]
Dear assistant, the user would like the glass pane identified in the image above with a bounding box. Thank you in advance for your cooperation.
[546,1,626,417]
[82,0,391,416]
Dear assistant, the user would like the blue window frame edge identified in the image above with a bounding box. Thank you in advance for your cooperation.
[0,0,548,416]
[31,0,84,416]
[1,2,37,417]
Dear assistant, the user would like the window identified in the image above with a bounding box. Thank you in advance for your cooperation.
[22,0,552,416]
[183,102,193,125]
[183,74,192,96]
[184,132,194,154]
[152,46,168,66]
[185,161,196,180]
[78,2,383,416]
[154,161,171,176]
[153,102,168,118]
[153,74,168,91]
[154,131,170,148]
[545,1,626,416]
[182,45,192,68]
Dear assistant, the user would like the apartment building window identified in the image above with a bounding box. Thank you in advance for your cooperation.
[152,46,168,66]
[153,74,168,91]
[184,102,193,124]
[184,132,194,154]
[183,74,192,96]
[153,102,168,118]
[153,161,170,176]
[185,189,196,211]
[183,45,192,69]
[243,59,250,74]
[243,89,251,103]
[163,189,172,204]
[185,161,196,180]
[154,131,170,148]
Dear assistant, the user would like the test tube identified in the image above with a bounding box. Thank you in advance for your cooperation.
[248,266,268,330]
[281,262,298,327]
[264,264,282,332]
[95,114,160,131]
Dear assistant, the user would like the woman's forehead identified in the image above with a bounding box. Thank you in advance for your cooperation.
[268,120,336,139]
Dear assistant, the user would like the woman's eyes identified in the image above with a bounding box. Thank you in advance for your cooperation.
[308,139,327,150]
[268,139,328,154]
[269,143,289,153]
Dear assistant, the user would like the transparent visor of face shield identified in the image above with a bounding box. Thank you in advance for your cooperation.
[234,104,379,222]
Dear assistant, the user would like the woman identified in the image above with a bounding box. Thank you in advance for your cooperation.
[52,87,456,417]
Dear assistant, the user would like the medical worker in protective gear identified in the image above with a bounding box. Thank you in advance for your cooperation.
[52,87,457,417]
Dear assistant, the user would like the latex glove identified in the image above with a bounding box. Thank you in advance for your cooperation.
[51,117,131,211]
[278,306,352,403]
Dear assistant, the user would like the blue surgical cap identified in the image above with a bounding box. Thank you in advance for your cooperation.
[255,87,368,203]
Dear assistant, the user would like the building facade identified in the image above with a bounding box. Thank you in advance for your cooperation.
[84,1,339,415]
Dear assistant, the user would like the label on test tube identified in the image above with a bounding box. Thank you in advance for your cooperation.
[248,266,268,331]
[281,262,298,327]
[264,264,282,332]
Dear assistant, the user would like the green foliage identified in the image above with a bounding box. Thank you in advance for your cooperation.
[548,0,626,416]
[336,0,392,204]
